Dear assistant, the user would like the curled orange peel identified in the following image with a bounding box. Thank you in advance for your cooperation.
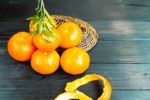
[55,74,112,100]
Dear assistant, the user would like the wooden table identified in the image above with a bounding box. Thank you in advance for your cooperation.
[0,0,150,100]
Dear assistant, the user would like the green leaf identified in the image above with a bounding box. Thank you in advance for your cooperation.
[44,19,52,28]
[44,9,57,28]
[26,17,34,21]
[43,24,57,38]
[37,22,43,33]
[48,15,57,27]
[26,0,57,41]
[41,34,51,43]
[44,24,53,35]
[32,15,40,24]
[31,31,39,36]
[43,27,50,35]
[51,32,57,38]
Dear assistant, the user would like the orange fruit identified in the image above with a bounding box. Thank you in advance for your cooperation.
[57,22,82,48]
[32,28,61,52]
[31,50,60,75]
[7,32,36,62]
[60,47,90,75]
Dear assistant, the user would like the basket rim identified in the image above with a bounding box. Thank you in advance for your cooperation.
[52,15,99,51]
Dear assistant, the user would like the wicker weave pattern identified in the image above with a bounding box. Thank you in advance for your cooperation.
[52,15,98,51]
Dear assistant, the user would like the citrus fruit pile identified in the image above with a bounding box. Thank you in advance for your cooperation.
[7,0,90,75]
[7,0,112,99]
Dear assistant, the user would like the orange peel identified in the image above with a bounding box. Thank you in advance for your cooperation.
[55,74,112,100]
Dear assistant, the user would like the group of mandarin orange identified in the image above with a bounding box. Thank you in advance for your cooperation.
[7,16,90,75]
[7,0,112,99]
[7,12,90,75]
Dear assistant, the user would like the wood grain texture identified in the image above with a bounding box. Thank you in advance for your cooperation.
[0,0,150,100]
[0,63,149,90]
[1,21,150,40]
[0,0,150,21]
[0,61,150,99]
[0,90,149,100]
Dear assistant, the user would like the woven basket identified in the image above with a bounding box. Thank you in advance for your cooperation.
[52,15,98,51]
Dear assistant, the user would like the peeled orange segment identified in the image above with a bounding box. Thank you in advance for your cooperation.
[55,91,78,100]
[55,90,92,100]
[55,74,112,100]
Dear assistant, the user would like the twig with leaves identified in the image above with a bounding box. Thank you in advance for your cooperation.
[27,0,57,42]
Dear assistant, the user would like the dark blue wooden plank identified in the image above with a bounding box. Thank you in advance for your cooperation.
[0,0,150,99]
[89,40,150,64]
[1,21,150,41]
[112,90,150,100]
[0,63,149,99]
[0,63,149,90]
[0,90,149,100]
[90,21,150,41]
[0,0,150,21]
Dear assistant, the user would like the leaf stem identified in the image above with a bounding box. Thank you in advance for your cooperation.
[28,0,57,42]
